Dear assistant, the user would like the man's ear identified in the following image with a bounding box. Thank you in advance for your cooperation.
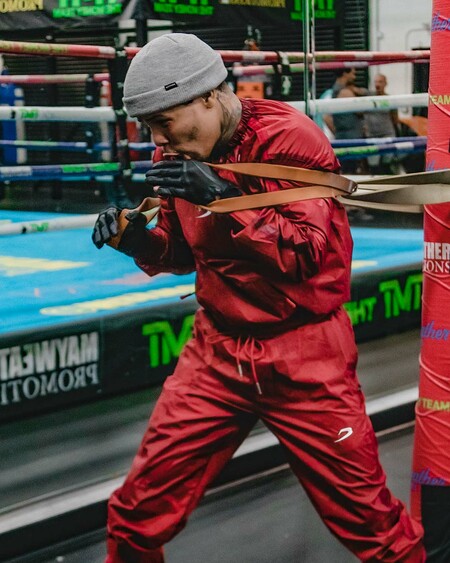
[201,90,218,108]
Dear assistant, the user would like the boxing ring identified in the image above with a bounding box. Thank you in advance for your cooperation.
[0,40,433,424]
[0,35,443,561]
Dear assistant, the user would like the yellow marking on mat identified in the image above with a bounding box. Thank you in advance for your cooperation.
[40,284,196,316]
[0,256,90,277]
[352,260,378,270]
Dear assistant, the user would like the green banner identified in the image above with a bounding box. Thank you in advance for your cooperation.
[0,0,130,30]
[0,0,339,31]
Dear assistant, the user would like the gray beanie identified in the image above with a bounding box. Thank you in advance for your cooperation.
[123,33,228,117]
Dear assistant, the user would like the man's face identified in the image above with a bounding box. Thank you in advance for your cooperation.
[344,68,357,85]
[140,95,222,161]
[374,75,387,95]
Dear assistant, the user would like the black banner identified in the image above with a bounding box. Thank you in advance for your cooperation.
[0,298,197,421]
[346,266,423,343]
[0,0,134,31]
[0,0,339,31]
[145,0,340,27]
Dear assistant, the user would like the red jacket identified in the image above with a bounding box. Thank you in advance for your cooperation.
[135,98,353,337]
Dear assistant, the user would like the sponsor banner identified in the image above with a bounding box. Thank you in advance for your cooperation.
[423,240,450,274]
[102,300,196,394]
[0,0,132,30]
[147,0,340,27]
[0,0,340,31]
[411,467,448,492]
[345,267,422,342]
[0,265,422,421]
[0,326,103,417]
[431,11,450,31]
[0,299,197,421]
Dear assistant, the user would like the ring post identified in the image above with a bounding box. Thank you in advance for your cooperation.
[411,1,450,559]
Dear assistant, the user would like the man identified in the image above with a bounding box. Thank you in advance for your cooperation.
[366,73,398,139]
[365,73,400,174]
[92,33,425,562]
[314,86,334,140]
[323,67,369,174]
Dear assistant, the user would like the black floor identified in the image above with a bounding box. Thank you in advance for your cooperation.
[39,426,414,563]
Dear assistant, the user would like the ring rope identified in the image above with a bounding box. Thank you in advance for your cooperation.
[0,39,430,64]
[0,94,429,124]
[0,161,152,182]
[0,73,109,85]
[231,58,429,78]
[0,140,155,153]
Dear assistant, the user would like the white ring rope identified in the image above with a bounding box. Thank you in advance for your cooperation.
[289,93,429,116]
[0,214,99,236]
[0,212,158,236]
[0,94,429,123]
[0,106,115,122]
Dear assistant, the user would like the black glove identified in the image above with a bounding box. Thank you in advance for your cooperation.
[92,206,148,257]
[145,160,241,206]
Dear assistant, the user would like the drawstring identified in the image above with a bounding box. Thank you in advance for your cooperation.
[235,335,263,395]
[249,338,263,395]
[236,336,244,378]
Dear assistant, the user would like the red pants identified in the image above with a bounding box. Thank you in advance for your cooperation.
[106,308,424,562]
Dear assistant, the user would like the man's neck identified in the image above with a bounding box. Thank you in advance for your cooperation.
[220,94,242,145]
[210,93,242,160]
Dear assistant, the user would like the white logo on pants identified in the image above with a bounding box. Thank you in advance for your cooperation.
[334,427,353,443]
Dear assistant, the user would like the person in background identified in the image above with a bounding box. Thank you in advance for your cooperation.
[323,67,369,174]
[235,28,267,100]
[365,73,401,174]
[314,86,334,140]
[92,33,425,563]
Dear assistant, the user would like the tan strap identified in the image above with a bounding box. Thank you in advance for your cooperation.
[203,165,450,214]
[342,182,450,213]
[210,162,357,194]
[339,198,423,214]
[140,163,450,217]
[108,197,160,250]
[202,185,342,213]
[197,161,354,213]
[358,168,450,186]
[347,169,450,212]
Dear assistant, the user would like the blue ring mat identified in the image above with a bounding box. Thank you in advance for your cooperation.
[0,211,423,335]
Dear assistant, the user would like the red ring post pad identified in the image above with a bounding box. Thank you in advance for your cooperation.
[411,0,450,535]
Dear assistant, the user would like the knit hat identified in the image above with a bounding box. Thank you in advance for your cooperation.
[123,33,228,117]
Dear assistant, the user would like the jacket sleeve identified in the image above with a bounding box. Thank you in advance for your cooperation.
[230,178,337,282]
[134,197,195,277]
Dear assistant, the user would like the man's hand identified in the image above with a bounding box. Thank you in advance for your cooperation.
[92,206,122,249]
[145,160,241,206]
[92,206,149,257]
